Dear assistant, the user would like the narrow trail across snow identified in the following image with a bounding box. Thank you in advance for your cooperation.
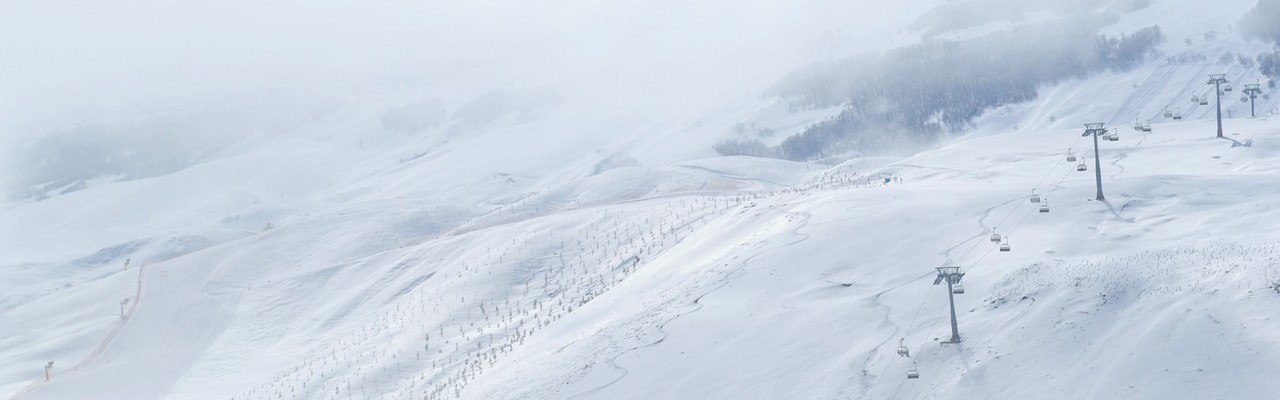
[10,263,149,400]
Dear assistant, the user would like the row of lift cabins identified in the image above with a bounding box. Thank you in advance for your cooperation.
[896,130,1087,380]
[892,72,1261,382]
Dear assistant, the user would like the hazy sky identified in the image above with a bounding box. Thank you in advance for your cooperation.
[0,0,930,192]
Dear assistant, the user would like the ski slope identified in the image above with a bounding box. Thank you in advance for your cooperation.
[7,115,1280,399]
[459,117,1280,400]
[5,1,1280,399]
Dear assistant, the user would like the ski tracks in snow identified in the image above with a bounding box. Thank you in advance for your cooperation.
[1110,65,1178,125]
[1110,152,1129,178]
[565,209,813,399]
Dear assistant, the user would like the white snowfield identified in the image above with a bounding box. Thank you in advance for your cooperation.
[6,115,1280,400]
[5,2,1280,400]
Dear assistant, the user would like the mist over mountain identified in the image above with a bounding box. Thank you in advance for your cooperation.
[3,1,1280,400]
[720,19,1164,161]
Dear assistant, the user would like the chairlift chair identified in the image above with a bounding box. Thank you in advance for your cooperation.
[897,339,910,357]
[953,284,965,294]
[1200,97,1209,105]
[907,365,920,379]
[1225,83,1233,92]
[1173,110,1183,120]
[990,231,1002,243]
[1077,163,1087,171]
[999,238,1011,252]
[1242,95,1251,103]
[1039,201,1049,213]
[1192,94,1200,103]
[1030,190,1040,203]
[1067,153,1077,162]
[1164,109,1173,118]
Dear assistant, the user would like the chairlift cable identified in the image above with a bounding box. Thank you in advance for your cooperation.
[865,269,940,399]
[890,303,950,400]
[864,345,899,400]
[875,127,1099,396]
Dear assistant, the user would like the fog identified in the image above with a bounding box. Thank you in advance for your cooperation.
[0,0,931,197]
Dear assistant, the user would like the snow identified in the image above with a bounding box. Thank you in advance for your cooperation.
[5,1,1280,399]
[461,117,1280,400]
[9,115,1280,399]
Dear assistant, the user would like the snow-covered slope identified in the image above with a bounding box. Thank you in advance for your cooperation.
[4,1,1280,399]
[14,113,1279,400]
[458,118,1280,400]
